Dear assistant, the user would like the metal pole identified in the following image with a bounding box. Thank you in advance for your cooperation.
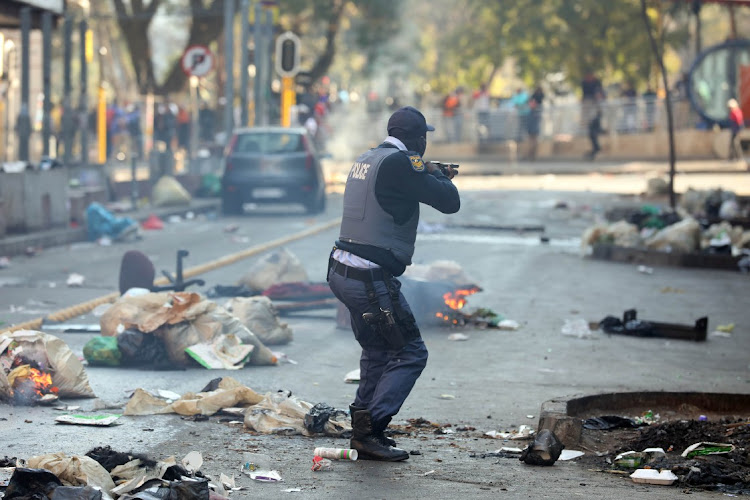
[239,0,250,127]
[262,9,273,126]
[42,12,52,157]
[18,7,31,162]
[79,20,89,167]
[253,2,262,128]
[63,16,73,165]
[223,0,235,143]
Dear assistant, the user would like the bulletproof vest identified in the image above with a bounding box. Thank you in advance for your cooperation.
[339,147,419,266]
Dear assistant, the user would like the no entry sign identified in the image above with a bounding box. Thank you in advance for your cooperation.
[181,45,214,78]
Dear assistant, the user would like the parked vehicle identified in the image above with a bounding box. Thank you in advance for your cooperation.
[220,127,327,214]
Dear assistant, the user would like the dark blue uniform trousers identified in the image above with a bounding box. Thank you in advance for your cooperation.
[328,268,428,430]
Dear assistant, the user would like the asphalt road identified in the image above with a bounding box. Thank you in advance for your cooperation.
[1,168,748,499]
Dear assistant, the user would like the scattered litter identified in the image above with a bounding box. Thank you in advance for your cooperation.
[248,470,282,482]
[438,394,455,400]
[66,273,85,287]
[157,389,182,401]
[519,429,564,466]
[499,447,523,454]
[448,333,469,341]
[630,469,678,485]
[54,405,81,411]
[558,450,585,460]
[637,265,654,274]
[710,330,732,339]
[526,415,535,419]
[272,352,298,365]
[423,470,436,476]
[716,323,735,333]
[510,425,535,440]
[181,451,203,474]
[497,319,520,330]
[141,214,165,230]
[284,487,303,492]
[185,334,254,370]
[311,456,333,471]
[0,257,9,268]
[224,224,240,233]
[561,318,596,339]
[55,414,121,426]
[168,215,183,223]
[344,369,360,384]
[681,442,735,458]
[304,404,349,434]
[583,415,644,430]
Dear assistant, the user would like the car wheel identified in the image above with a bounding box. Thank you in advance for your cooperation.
[222,193,244,215]
[305,191,326,214]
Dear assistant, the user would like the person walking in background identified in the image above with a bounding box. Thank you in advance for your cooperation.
[581,71,604,160]
[473,83,491,142]
[511,87,530,147]
[525,86,544,161]
[727,98,745,164]
[642,86,657,132]
[177,105,191,152]
[621,81,638,133]
[442,89,461,142]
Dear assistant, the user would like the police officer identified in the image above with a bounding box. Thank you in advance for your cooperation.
[327,106,460,461]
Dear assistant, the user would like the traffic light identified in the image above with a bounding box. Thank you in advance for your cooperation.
[275,32,300,77]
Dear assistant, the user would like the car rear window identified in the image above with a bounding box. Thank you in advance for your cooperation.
[234,132,304,154]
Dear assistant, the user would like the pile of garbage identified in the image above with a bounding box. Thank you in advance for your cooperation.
[1,330,97,405]
[581,195,750,255]
[123,376,351,437]
[84,291,287,370]
[1,447,236,499]
[582,417,750,494]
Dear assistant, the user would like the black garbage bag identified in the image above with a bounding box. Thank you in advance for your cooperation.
[117,329,174,369]
[119,478,209,500]
[519,429,564,466]
[4,468,62,499]
[599,316,654,337]
[582,415,642,430]
[85,446,157,474]
[304,403,348,434]
[48,486,103,500]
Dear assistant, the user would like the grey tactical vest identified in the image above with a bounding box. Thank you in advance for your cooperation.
[339,147,419,266]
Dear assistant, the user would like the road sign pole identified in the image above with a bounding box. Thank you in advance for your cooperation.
[223,0,235,143]
[281,76,295,127]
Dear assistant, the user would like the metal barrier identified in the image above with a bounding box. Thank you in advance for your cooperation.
[327,97,699,148]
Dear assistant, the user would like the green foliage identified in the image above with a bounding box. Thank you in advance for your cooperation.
[419,0,691,93]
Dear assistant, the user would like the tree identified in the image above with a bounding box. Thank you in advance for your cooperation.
[114,0,225,95]
[114,0,403,96]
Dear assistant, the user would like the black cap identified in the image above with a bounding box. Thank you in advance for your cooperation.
[387,106,435,138]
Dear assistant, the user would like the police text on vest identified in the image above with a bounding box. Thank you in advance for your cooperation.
[350,162,371,180]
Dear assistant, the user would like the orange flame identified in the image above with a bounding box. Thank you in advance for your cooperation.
[26,368,58,396]
[442,287,480,310]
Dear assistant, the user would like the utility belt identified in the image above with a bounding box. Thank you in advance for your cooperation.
[328,248,419,350]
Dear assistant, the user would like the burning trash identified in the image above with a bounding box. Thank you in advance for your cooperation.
[0,331,96,405]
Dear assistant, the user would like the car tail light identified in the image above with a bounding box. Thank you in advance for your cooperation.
[224,134,238,156]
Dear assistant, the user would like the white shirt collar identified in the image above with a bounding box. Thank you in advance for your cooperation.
[384,136,407,151]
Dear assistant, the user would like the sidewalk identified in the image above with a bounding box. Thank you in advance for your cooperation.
[0,197,219,258]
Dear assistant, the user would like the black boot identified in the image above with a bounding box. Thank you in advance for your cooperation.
[350,409,408,461]
[350,404,397,447]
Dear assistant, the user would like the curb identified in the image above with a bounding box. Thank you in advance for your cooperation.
[0,198,220,258]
